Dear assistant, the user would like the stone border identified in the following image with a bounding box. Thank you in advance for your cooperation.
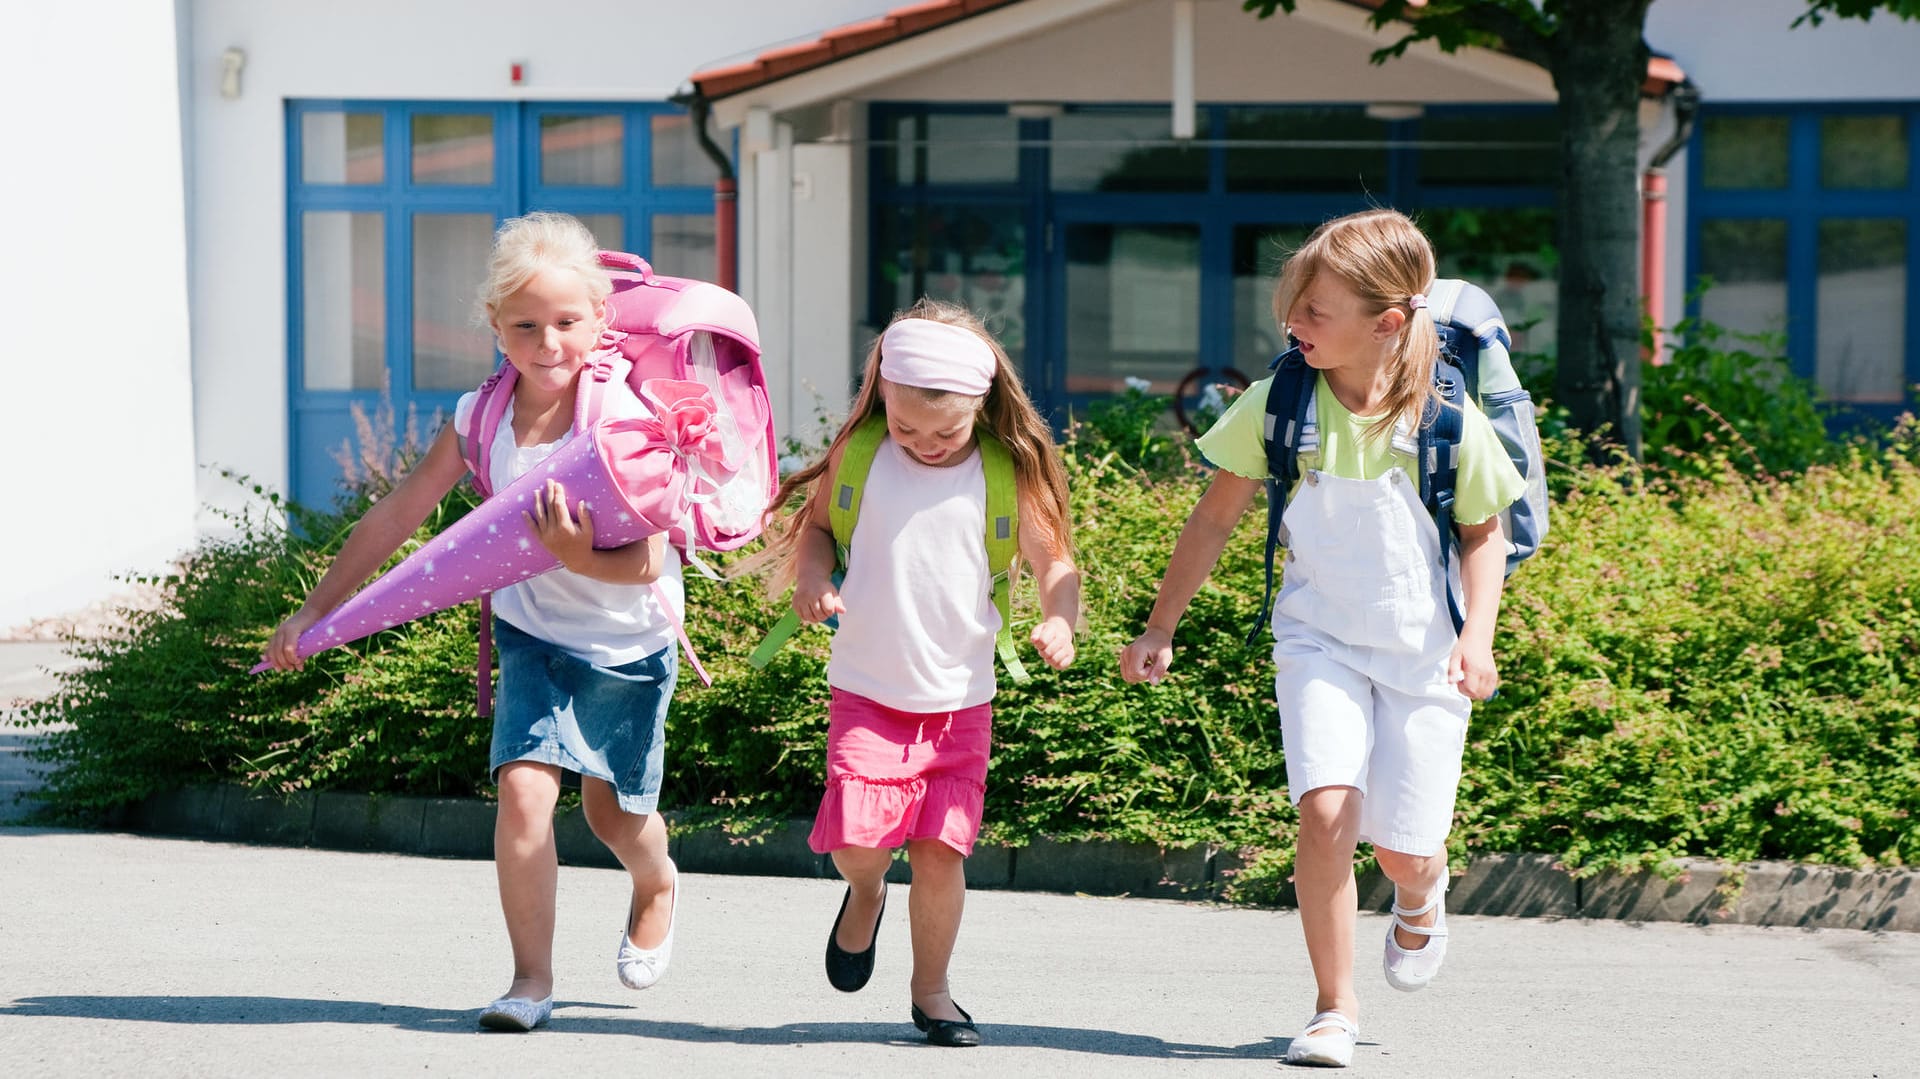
[109,784,1920,932]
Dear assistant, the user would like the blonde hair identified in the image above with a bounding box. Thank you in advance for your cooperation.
[477,211,612,319]
[746,298,1073,595]
[1271,208,1441,441]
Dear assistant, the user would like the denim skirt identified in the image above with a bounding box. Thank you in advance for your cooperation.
[488,618,676,815]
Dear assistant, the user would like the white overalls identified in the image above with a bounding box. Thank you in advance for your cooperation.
[1270,461,1472,858]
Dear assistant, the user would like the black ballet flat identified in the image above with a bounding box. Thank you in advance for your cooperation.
[824,886,884,992]
[911,1001,981,1047]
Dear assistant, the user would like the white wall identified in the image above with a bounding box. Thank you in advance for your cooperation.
[0,0,199,630]
[180,0,895,530]
[1649,0,1920,101]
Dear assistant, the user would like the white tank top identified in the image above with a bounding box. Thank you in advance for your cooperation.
[827,438,999,712]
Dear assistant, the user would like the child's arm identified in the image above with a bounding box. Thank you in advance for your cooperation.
[264,423,471,670]
[1448,515,1506,700]
[792,445,845,625]
[525,479,668,586]
[1118,469,1263,684]
[1018,493,1080,670]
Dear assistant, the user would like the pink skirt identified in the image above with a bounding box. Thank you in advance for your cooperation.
[809,687,992,857]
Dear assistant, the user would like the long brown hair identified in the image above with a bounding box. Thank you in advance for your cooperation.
[1271,208,1441,441]
[742,298,1072,595]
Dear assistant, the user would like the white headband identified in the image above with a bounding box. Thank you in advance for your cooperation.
[879,318,996,396]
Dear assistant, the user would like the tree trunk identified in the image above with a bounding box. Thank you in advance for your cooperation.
[1548,0,1651,458]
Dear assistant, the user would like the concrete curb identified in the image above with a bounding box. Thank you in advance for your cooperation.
[103,783,1920,932]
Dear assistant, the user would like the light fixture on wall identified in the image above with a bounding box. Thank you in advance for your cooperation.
[1364,102,1424,123]
[220,48,246,100]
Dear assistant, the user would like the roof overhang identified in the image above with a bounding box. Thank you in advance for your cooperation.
[690,0,1685,128]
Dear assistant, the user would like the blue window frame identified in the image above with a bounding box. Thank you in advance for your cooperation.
[286,99,716,508]
[1689,102,1920,424]
[869,102,1558,426]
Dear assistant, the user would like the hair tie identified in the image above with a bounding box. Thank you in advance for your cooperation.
[1407,293,1428,312]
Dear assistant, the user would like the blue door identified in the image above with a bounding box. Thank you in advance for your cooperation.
[286,100,717,510]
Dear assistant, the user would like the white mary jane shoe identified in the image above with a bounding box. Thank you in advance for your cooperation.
[477,994,552,1032]
[1382,884,1449,992]
[1284,1009,1359,1068]
[616,859,679,990]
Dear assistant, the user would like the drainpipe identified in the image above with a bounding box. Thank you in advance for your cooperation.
[673,88,738,292]
[1643,79,1699,365]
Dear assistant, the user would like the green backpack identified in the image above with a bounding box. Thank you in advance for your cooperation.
[749,415,1029,682]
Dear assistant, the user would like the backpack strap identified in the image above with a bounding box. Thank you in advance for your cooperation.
[1421,365,1468,635]
[748,416,889,670]
[1248,348,1315,646]
[977,431,1028,684]
[461,363,515,717]
[462,351,629,714]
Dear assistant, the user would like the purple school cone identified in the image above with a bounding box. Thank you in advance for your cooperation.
[255,378,732,671]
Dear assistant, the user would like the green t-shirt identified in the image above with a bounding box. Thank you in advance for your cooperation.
[1195,375,1527,527]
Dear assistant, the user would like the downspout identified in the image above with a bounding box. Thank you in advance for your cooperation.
[673,88,738,292]
[1642,78,1699,365]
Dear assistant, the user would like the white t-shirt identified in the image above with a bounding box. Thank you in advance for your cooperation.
[454,384,684,667]
[827,438,999,712]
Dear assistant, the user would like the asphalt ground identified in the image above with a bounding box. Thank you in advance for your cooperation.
[2,828,1918,1079]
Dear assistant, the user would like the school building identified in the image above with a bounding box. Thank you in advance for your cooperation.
[5,0,1917,629]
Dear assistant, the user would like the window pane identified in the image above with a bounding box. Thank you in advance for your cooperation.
[541,113,622,186]
[1232,224,1310,369]
[1225,107,1389,193]
[888,114,1022,186]
[411,113,494,185]
[575,213,624,253]
[1700,115,1789,190]
[1421,207,1560,357]
[651,112,715,187]
[875,204,1027,363]
[1064,224,1200,395]
[412,213,495,391]
[1417,110,1559,188]
[652,214,715,283]
[301,112,383,184]
[301,211,385,391]
[1817,218,1907,403]
[1053,111,1205,193]
[1698,218,1788,342]
[1822,115,1908,190]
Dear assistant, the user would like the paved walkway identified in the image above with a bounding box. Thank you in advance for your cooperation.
[2,828,1918,1078]
[0,642,79,825]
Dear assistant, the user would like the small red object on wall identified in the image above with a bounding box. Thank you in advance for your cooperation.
[511,62,525,85]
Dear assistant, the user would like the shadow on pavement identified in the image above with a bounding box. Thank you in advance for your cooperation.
[2,995,1295,1058]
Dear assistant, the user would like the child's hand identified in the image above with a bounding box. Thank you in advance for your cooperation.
[264,608,320,671]
[793,575,845,624]
[526,479,595,572]
[1029,616,1075,670]
[1448,632,1500,700]
[1119,628,1174,685]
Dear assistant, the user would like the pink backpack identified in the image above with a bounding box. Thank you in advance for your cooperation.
[459,251,774,711]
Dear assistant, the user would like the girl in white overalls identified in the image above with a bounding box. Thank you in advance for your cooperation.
[1121,209,1526,1069]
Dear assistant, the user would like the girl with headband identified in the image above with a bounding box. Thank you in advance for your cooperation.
[748,298,1080,1047]
[1121,209,1526,1068]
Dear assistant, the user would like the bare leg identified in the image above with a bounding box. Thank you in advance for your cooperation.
[494,762,563,1002]
[904,838,968,1023]
[830,846,891,952]
[1294,785,1363,1032]
[1374,844,1448,949]
[581,779,674,947]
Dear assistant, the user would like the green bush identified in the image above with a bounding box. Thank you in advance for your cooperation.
[22,377,1920,898]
